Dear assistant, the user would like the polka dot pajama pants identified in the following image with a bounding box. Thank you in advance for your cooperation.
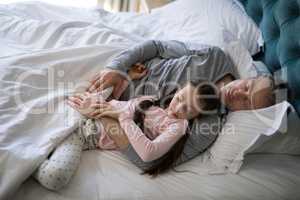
[32,118,100,191]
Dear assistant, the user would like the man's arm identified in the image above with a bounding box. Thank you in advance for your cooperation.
[88,40,212,93]
[106,40,211,73]
[106,40,158,73]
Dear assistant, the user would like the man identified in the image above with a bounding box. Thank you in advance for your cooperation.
[86,40,275,169]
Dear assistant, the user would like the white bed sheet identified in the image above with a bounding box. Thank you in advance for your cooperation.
[15,152,300,200]
[0,2,299,200]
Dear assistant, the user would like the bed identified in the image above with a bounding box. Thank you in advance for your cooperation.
[0,0,300,199]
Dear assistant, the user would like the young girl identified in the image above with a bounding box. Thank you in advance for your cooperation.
[33,65,220,191]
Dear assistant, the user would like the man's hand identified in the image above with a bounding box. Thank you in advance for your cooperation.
[87,70,126,93]
[128,63,148,80]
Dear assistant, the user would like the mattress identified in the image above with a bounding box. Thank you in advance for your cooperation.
[15,151,300,200]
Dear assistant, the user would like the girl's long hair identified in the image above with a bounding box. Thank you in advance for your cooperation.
[133,82,220,177]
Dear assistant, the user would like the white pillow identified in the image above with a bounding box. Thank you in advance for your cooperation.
[151,0,263,55]
[248,110,300,155]
[209,101,291,173]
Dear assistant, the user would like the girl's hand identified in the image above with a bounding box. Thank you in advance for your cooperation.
[67,92,106,118]
[88,102,122,119]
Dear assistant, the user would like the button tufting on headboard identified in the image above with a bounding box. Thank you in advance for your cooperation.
[237,0,300,114]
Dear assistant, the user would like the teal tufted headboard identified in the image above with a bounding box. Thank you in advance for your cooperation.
[237,0,300,114]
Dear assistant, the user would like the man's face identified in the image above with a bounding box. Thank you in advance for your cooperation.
[220,76,273,111]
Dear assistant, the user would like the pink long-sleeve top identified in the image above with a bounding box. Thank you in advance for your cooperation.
[96,94,188,162]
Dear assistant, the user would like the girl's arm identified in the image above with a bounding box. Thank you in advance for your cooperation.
[118,112,188,162]
[98,117,129,149]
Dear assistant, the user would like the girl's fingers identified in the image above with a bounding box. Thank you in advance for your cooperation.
[69,94,84,101]
[90,99,102,105]
[67,98,80,107]
[90,102,110,109]
[90,107,113,116]
[90,110,106,117]
[68,97,83,106]
[78,93,87,100]
[95,112,110,118]
[67,100,80,109]
[90,108,106,116]
[95,113,104,118]
[90,106,111,116]
[89,110,100,117]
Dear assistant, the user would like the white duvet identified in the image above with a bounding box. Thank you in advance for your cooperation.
[0,3,139,199]
[0,43,131,199]
[0,2,299,200]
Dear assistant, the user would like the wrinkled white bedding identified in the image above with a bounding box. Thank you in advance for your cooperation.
[0,43,133,199]
[0,2,300,200]
[0,0,234,58]
[0,4,144,198]
[14,152,300,200]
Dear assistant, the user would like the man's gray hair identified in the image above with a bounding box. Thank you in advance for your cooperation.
[258,74,287,106]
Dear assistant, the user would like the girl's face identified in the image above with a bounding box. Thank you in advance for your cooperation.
[167,84,201,120]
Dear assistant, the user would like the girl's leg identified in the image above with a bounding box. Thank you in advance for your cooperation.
[32,128,85,191]
[33,118,100,190]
